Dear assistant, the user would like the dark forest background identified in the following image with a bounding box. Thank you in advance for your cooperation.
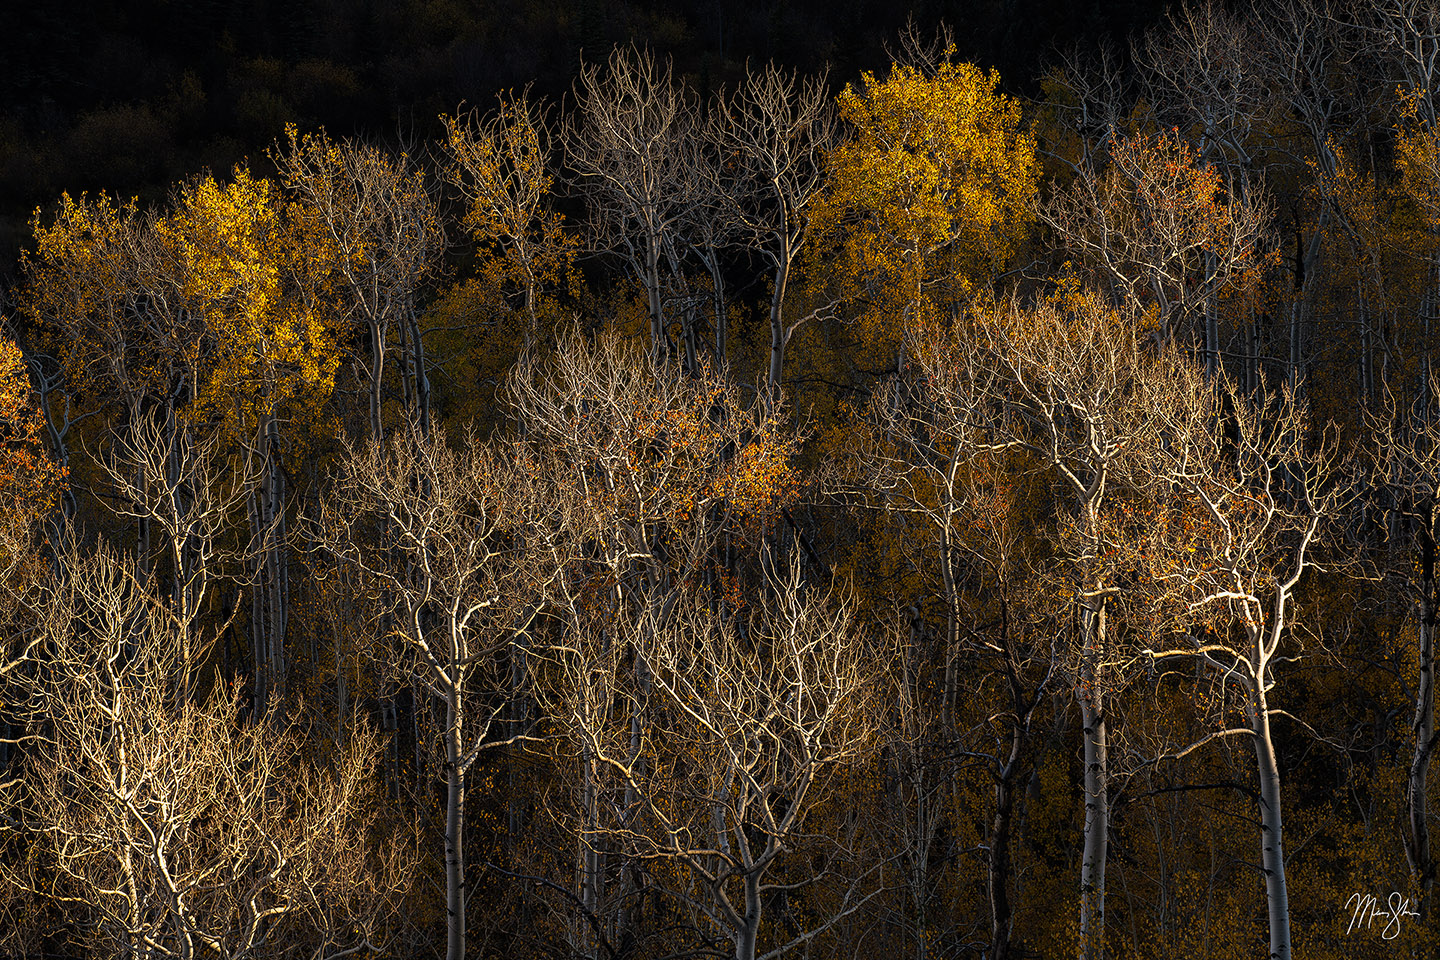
[0,0,1167,275]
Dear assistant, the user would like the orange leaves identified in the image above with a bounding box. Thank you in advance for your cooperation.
[509,332,804,566]
[0,332,64,552]
[1040,129,1275,339]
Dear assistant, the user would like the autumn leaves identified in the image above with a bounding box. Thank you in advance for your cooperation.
[6,11,1440,960]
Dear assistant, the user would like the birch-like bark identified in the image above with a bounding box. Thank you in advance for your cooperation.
[1251,689,1291,960]
[445,683,466,960]
[1078,598,1109,960]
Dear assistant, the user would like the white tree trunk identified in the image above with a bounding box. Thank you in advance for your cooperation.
[1078,601,1108,960]
[766,255,792,406]
[735,873,761,960]
[1251,693,1291,960]
[445,688,466,960]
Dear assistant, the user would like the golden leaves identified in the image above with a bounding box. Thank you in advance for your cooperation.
[0,332,64,550]
[817,58,1038,297]
[169,166,343,436]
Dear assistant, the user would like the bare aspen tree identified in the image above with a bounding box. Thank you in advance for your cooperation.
[1133,0,1269,169]
[98,407,257,706]
[981,292,1173,960]
[715,62,838,402]
[536,557,877,960]
[275,129,445,441]
[1132,0,1277,383]
[1140,367,1345,960]
[1036,130,1273,371]
[563,46,703,364]
[320,425,535,960]
[1040,38,1131,175]
[856,331,1057,960]
[507,330,802,956]
[677,127,742,365]
[0,543,415,960]
[1370,378,1440,915]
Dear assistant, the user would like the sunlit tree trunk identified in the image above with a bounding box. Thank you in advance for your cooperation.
[444,678,466,960]
[1250,683,1290,960]
[1078,598,1108,960]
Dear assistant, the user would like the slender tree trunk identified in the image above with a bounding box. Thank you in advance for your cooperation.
[1359,284,1375,406]
[368,317,386,443]
[990,718,1023,960]
[334,613,348,746]
[767,256,791,405]
[249,489,268,717]
[1247,309,1260,396]
[1204,250,1219,382]
[1078,600,1108,960]
[580,746,604,960]
[682,299,699,375]
[1407,538,1438,915]
[445,686,466,960]
[646,231,668,363]
[1289,216,1326,393]
[912,785,930,960]
[735,873,761,960]
[705,252,728,363]
[408,306,431,436]
[508,636,530,848]
[264,412,287,711]
[1251,691,1291,960]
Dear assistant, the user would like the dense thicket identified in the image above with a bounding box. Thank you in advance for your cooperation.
[4,3,1440,959]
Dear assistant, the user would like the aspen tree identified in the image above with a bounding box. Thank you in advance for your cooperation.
[563,47,704,365]
[274,128,444,441]
[856,328,1057,960]
[535,557,878,960]
[321,425,535,960]
[168,167,343,715]
[508,331,802,956]
[815,51,1037,361]
[1,543,415,959]
[715,62,837,402]
[983,292,1166,960]
[1142,366,1346,960]
[443,92,577,344]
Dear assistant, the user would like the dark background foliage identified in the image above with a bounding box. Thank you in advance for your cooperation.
[0,0,1170,277]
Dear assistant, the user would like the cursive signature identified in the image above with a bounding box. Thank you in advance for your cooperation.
[1346,891,1420,939]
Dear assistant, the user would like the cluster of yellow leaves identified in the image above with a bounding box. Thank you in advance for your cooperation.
[168,167,342,435]
[0,332,65,550]
[21,169,344,442]
[814,54,1038,349]
[21,191,184,406]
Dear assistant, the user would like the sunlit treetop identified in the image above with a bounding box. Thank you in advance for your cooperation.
[165,166,344,437]
[816,52,1039,328]
[20,191,195,411]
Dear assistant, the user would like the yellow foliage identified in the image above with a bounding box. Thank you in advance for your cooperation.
[166,166,343,436]
[0,331,65,554]
[814,54,1038,353]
